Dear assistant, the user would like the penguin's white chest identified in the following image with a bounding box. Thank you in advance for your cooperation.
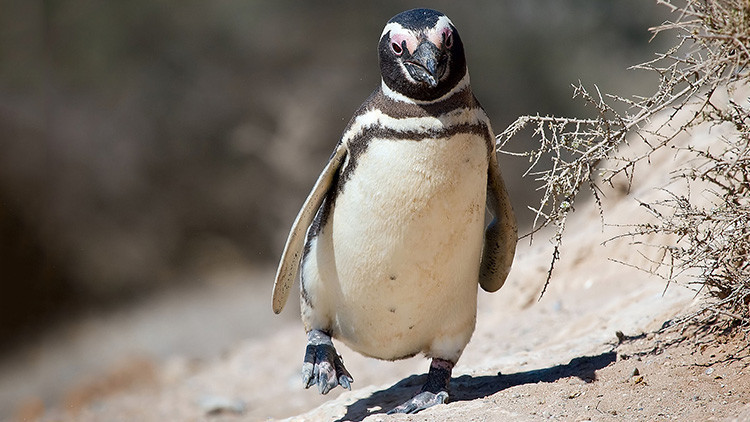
[316,132,488,360]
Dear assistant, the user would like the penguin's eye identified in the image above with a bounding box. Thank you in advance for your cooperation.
[444,32,453,49]
[391,41,404,56]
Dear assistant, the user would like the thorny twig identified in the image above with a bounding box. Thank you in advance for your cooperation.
[495,0,750,321]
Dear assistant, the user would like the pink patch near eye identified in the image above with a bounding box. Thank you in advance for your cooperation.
[427,27,452,49]
[390,32,416,55]
[390,33,407,55]
[443,28,453,48]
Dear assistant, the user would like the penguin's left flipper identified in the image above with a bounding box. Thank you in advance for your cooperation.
[302,329,354,394]
[272,143,348,314]
[479,150,518,293]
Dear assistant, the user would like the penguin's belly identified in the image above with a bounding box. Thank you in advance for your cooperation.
[326,134,488,360]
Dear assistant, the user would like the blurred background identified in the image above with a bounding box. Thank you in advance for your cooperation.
[0,0,670,416]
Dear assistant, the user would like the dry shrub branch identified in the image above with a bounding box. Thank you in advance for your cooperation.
[497,0,750,322]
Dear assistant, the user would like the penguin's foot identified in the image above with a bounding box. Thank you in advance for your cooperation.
[387,391,449,414]
[301,329,354,395]
[387,358,454,414]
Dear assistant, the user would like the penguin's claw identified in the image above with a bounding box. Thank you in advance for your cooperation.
[387,357,453,414]
[387,391,449,414]
[302,330,354,395]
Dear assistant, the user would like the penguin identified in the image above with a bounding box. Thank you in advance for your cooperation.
[272,8,517,414]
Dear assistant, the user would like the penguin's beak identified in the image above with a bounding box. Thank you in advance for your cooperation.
[405,41,446,88]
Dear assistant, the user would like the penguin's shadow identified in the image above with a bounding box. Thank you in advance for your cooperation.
[335,351,616,422]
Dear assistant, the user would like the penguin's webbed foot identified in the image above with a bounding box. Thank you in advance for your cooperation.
[387,390,449,414]
[387,357,454,414]
[302,329,353,395]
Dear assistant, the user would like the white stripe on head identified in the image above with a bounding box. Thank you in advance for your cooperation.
[381,22,419,55]
[381,72,471,105]
[426,15,454,47]
[436,15,454,30]
[382,16,455,51]
[381,22,406,40]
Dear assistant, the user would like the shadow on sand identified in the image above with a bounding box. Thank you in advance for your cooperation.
[335,351,617,421]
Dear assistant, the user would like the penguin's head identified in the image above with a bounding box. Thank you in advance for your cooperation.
[378,8,467,102]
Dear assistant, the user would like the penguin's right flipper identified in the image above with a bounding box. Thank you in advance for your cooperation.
[272,143,347,314]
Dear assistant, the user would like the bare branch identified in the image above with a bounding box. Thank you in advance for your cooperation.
[496,0,750,323]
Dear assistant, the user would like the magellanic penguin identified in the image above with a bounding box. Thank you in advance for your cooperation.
[272,8,517,414]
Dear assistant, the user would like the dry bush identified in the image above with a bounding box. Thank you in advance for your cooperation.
[497,0,750,322]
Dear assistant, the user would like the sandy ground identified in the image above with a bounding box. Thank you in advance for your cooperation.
[10,179,749,421]
[5,92,750,421]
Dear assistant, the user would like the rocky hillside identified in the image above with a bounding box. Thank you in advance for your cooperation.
[25,96,750,421]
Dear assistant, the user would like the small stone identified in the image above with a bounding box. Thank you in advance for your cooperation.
[705,367,714,375]
[631,368,640,377]
[198,395,247,415]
